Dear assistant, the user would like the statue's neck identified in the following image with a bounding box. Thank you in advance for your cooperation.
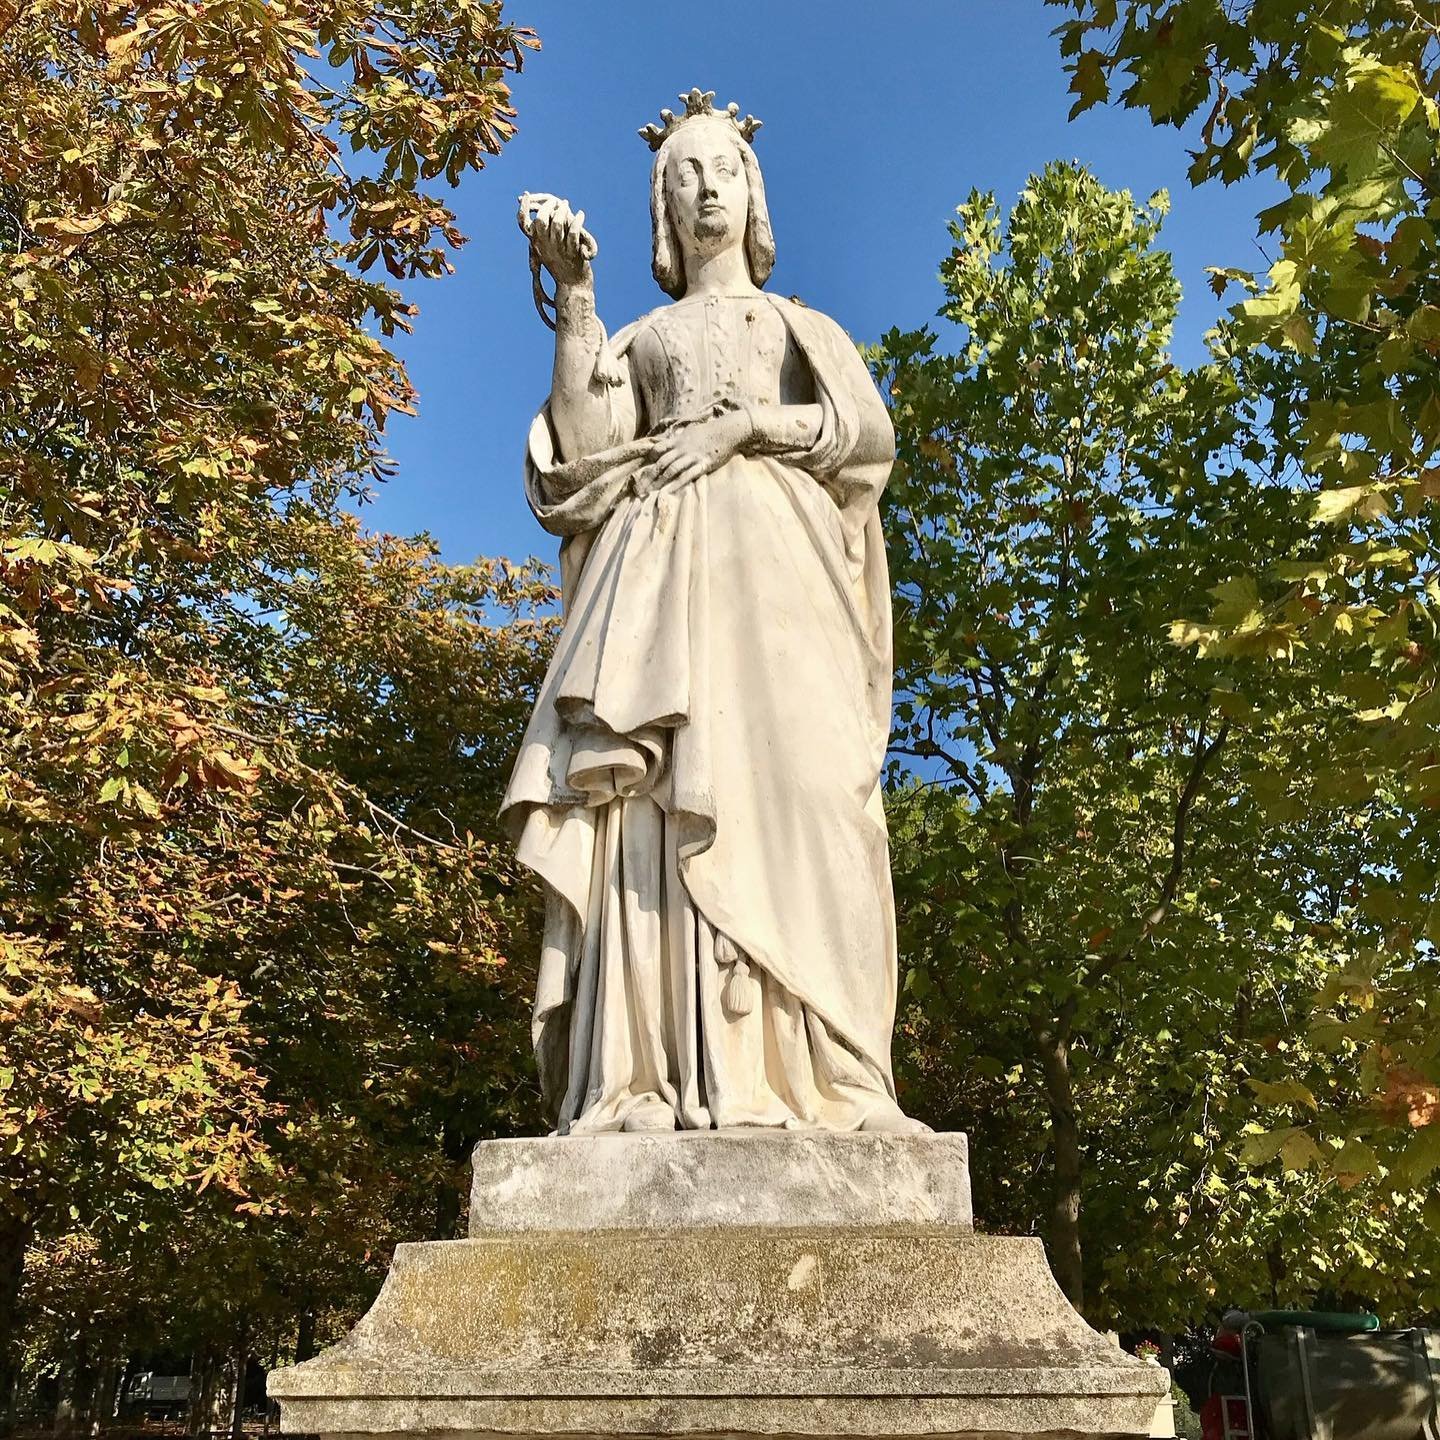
[682,244,759,299]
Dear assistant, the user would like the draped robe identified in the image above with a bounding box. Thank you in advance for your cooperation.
[501,290,915,1133]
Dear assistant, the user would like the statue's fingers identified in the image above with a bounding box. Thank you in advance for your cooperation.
[573,212,599,261]
[551,214,577,258]
[532,197,560,244]
[562,210,588,255]
[656,450,692,483]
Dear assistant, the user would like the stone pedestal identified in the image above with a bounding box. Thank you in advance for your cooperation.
[268,1132,1166,1440]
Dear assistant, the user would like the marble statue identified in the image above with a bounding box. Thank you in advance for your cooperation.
[269,87,1171,1440]
[502,89,926,1138]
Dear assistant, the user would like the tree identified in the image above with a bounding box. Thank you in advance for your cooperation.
[11,533,555,1427]
[875,162,1434,1323]
[0,0,544,1419]
[1051,0,1440,1202]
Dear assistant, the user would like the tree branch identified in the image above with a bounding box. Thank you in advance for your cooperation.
[1087,712,1232,991]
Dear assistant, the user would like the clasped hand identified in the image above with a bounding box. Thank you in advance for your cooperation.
[518,192,594,287]
[646,409,756,490]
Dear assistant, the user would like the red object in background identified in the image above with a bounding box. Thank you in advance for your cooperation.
[1201,1393,1252,1439]
[1211,1328,1243,1357]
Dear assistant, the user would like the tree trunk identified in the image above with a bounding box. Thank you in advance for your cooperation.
[228,1317,248,1440]
[431,1120,470,1241]
[88,1352,119,1437]
[207,1347,236,1436]
[52,1359,76,1438]
[186,1352,211,1437]
[52,1331,89,1439]
[1267,1238,1287,1309]
[1035,1023,1085,1312]
[294,1313,316,1366]
[115,1357,138,1428]
[0,1211,31,1439]
[263,1344,278,1436]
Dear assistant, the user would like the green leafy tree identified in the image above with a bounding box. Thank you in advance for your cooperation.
[875,162,1433,1323]
[1052,0,1440,1199]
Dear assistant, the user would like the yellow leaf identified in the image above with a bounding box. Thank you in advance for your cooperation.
[34,214,107,238]
[1280,1129,1323,1172]
[1314,485,1389,523]
[105,25,152,56]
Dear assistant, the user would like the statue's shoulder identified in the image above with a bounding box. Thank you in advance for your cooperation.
[612,303,672,354]
[766,293,859,352]
[768,292,814,319]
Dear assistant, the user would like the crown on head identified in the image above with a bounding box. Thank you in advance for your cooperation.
[639,88,763,152]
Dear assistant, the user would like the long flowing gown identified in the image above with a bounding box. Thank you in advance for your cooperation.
[501,290,915,1134]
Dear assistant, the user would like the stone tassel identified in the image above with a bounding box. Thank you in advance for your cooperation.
[715,933,759,1017]
[593,319,626,387]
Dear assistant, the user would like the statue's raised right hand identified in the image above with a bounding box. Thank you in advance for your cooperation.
[518,192,597,287]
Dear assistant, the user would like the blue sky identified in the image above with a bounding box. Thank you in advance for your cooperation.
[367,2,1279,566]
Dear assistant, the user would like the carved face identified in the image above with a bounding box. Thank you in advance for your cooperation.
[663,122,750,261]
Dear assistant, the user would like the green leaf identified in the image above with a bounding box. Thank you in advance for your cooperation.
[1248,1078,1319,1111]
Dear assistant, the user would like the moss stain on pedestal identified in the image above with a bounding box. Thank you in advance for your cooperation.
[271,1134,1167,1439]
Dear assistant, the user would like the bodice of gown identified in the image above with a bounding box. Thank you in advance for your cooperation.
[628,294,803,432]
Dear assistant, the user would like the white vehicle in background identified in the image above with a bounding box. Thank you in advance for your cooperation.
[124,1371,191,1421]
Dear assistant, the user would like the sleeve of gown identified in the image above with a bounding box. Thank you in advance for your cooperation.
[522,329,654,539]
[531,343,642,493]
[781,307,895,528]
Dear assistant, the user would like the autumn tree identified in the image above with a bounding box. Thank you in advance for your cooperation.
[1,0,546,1421]
[874,162,1433,1322]
[1051,0,1440,1203]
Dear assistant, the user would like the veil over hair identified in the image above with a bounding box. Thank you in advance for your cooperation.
[649,120,776,299]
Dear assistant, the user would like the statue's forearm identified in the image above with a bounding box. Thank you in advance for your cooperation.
[746,403,823,454]
[549,282,616,462]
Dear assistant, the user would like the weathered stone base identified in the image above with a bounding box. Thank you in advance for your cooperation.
[269,1134,1165,1440]
[468,1130,975,1234]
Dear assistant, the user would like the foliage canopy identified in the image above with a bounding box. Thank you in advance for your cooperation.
[1051,0,1440,1205]
[0,0,549,1419]
[877,161,1437,1325]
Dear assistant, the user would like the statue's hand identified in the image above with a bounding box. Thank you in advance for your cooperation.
[651,409,755,488]
[518,192,596,287]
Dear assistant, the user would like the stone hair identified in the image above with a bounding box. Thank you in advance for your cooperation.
[649,124,776,299]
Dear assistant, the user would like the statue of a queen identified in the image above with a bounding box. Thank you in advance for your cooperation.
[501,89,926,1138]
